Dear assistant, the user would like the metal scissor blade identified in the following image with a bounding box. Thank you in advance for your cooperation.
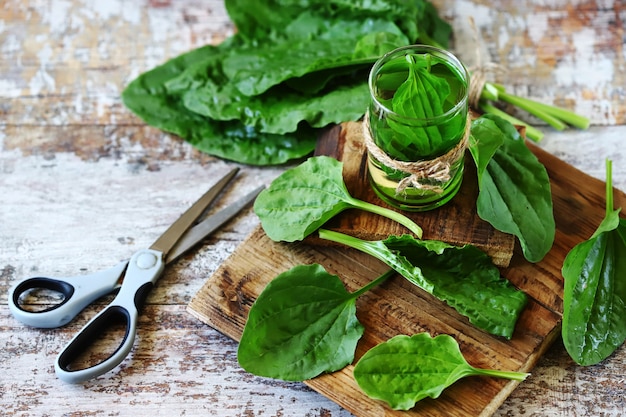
[150,168,240,257]
[165,185,264,264]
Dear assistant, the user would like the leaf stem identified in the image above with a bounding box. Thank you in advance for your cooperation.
[606,158,613,217]
[496,90,567,131]
[319,228,383,258]
[480,82,590,135]
[351,269,396,298]
[479,102,544,142]
[522,99,590,130]
[348,197,423,238]
[473,368,530,381]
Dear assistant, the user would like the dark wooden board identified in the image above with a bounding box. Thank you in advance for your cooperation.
[188,122,626,416]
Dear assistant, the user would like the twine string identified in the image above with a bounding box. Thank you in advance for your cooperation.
[362,111,471,195]
[467,16,506,109]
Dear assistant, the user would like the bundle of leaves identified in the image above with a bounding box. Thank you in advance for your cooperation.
[122,0,451,165]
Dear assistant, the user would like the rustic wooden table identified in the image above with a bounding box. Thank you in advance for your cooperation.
[1,1,624,416]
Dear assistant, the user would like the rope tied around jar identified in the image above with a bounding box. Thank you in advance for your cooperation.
[468,62,504,109]
[362,111,471,195]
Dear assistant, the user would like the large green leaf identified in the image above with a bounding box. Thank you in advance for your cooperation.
[319,230,528,339]
[226,0,452,48]
[122,0,451,166]
[121,43,316,165]
[222,16,409,96]
[469,115,555,263]
[254,156,423,241]
[237,264,365,381]
[562,160,626,366]
[181,76,369,134]
[562,232,626,365]
[121,45,220,139]
[353,334,528,410]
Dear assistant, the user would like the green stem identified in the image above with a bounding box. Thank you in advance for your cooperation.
[480,83,499,101]
[523,100,590,130]
[351,269,396,298]
[474,368,530,381]
[497,90,567,131]
[349,197,423,238]
[319,228,384,258]
[606,159,614,217]
[319,229,418,288]
[482,82,590,130]
[479,102,544,142]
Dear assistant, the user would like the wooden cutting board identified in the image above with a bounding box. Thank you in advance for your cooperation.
[187,122,626,417]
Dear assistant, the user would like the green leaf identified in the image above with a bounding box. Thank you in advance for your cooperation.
[254,156,423,241]
[225,0,451,48]
[386,54,448,156]
[319,230,528,339]
[121,43,316,165]
[371,53,467,161]
[238,264,395,381]
[353,333,529,410]
[223,16,408,96]
[121,45,221,139]
[468,124,503,185]
[469,115,555,263]
[185,122,317,166]
[181,75,369,134]
[561,159,626,365]
[123,0,451,166]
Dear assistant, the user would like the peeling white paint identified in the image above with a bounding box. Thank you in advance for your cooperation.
[28,68,55,95]
[553,52,614,90]
[0,79,22,98]
[526,13,549,45]
[41,0,73,32]
[87,0,142,25]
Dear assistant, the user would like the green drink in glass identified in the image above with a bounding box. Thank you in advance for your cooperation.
[366,45,470,211]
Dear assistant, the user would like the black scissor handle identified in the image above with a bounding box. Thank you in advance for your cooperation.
[54,303,137,384]
[54,249,163,383]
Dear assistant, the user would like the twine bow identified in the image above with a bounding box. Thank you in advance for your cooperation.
[362,111,471,196]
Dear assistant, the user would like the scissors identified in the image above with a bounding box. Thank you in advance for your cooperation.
[8,168,263,384]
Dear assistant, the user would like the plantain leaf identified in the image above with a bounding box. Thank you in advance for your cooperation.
[388,54,448,155]
[237,264,365,381]
[181,76,369,135]
[561,160,626,365]
[254,156,422,241]
[223,15,409,96]
[319,230,528,339]
[469,115,555,262]
[123,0,452,166]
[121,43,316,165]
[353,334,528,410]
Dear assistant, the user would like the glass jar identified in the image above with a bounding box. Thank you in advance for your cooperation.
[365,44,470,211]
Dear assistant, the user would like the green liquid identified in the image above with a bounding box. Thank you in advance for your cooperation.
[367,48,469,211]
[370,52,468,160]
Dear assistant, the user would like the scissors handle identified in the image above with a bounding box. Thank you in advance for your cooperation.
[54,248,164,384]
[8,261,128,329]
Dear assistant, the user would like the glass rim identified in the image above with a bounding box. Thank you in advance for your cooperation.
[368,44,470,123]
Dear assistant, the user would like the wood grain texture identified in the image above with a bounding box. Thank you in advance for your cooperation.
[1,0,626,416]
[187,125,626,416]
